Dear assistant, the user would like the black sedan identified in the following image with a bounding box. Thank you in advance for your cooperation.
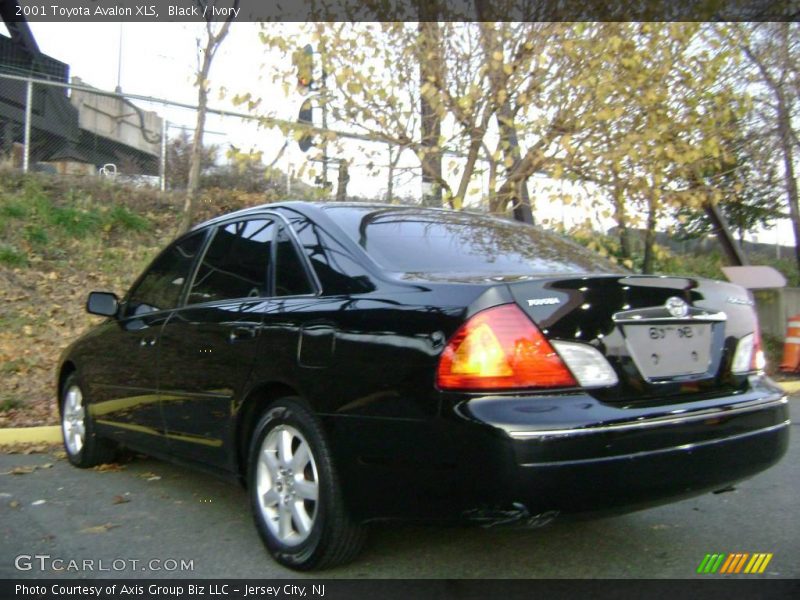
[58,202,789,570]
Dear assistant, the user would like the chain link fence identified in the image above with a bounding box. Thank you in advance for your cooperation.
[0,69,419,203]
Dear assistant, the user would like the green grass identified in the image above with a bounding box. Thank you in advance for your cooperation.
[0,173,157,271]
[46,204,103,237]
[0,395,24,412]
[0,243,26,267]
[23,224,49,246]
[108,205,150,232]
[0,358,33,376]
[0,199,29,219]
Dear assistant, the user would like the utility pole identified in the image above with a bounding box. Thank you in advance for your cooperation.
[293,40,332,194]
[320,39,329,191]
[22,79,32,173]
[159,119,167,191]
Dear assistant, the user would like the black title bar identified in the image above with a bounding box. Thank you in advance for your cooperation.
[4,0,799,23]
[3,579,800,600]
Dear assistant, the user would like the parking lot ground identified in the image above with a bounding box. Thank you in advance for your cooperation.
[1,396,798,580]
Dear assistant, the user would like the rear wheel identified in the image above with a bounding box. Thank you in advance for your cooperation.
[248,398,365,570]
[61,374,117,468]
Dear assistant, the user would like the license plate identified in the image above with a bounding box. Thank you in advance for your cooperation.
[623,323,712,379]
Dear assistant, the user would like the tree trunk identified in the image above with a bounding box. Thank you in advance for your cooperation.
[495,109,534,224]
[418,11,443,208]
[778,95,800,274]
[474,16,533,223]
[494,139,551,212]
[386,145,402,203]
[702,200,748,266]
[612,182,632,260]
[180,78,208,232]
[453,136,483,209]
[641,192,658,274]
[179,8,233,233]
[336,160,349,201]
[739,23,800,273]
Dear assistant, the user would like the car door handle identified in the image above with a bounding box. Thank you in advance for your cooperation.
[229,326,258,343]
[139,337,156,347]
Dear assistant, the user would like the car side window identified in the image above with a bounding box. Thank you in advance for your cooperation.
[285,214,374,295]
[125,231,205,316]
[274,226,314,297]
[188,219,274,304]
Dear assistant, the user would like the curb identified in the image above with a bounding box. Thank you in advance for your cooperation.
[0,426,61,446]
[0,380,798,447]
[778,380,800,394]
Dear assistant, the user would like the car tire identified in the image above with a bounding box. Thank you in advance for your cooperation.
[60,373,117,468]
[247,398,366,570]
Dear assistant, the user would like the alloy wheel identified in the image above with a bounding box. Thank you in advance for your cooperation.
[255,424,320,546]
[62,384,85,456]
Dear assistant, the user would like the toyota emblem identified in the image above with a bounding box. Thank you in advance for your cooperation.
[665,296,689,318]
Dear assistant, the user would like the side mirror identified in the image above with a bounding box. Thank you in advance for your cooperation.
[86,291,119,317]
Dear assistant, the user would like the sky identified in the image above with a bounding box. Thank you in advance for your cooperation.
[21,21,434,205]
[6,21,794,248]
[4,21,602,232]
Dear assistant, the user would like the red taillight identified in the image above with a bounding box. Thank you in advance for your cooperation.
[752,326,766,371]
[436,304,577,391]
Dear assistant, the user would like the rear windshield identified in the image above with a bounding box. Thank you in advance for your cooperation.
[324,206,622,276]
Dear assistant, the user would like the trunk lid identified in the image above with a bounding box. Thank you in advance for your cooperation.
[505,274,759,403]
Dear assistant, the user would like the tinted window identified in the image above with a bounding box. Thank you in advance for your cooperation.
[126,231,205,315]
[189,219,274,304]
[282,212,374,295]
[275,226,314,297]
[324,206,622,275]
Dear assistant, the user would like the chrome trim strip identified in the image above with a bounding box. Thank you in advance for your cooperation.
[507,396,788,440]
[613,304,727,324]
[613,313,728,324]
[519,420,790,467]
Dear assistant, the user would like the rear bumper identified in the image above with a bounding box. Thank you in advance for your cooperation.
[509,413,788,517]
[451,376,790,519]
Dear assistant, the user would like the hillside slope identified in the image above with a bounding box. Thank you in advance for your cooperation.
[0,171,261,427]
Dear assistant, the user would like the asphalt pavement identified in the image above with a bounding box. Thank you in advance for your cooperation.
[1,396,798,579]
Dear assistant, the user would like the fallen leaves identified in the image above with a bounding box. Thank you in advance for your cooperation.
[0,442,54,455]
[0,174,264,436]
[139,472,161,481]
[0,462,54,475]
[0,174,255,433]
[0,222,166,430]
[1,465,37,475]
[112,494,130,505]
[93,462,125,473]
[80,523,119,534]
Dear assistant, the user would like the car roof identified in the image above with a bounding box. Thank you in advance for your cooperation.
[190,200,511,232]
